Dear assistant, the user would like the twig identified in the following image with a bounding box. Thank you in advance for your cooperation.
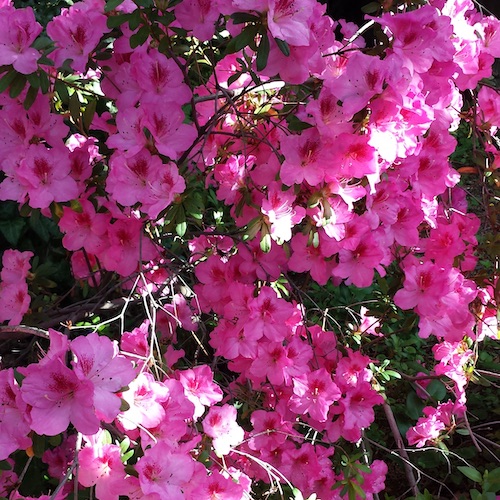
[0,325,49,339]
[382,399,420,497]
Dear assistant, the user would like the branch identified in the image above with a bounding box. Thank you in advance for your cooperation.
[0,325,49,340]
[382,399,420,497]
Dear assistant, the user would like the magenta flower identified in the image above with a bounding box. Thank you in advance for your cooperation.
[0,369,31,460]
[136,441,194,497]
[20,357,99,436]
[202,404,244,456]
[290,368,341,422]
[17,145,78,209]
[46,0,108,73]
[71,333,136,422]
[0,6,42,74]
[178,365,223,420]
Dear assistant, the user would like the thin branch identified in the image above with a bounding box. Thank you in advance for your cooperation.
[382,399,420,497]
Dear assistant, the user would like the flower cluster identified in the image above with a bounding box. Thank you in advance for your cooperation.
[0,0,498,498]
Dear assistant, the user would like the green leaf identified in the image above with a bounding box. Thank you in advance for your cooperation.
[83,99,97,131]
[406,391,425,420]
[54,79,70,104]
[26,72,40,89]
[105,0,126,12]
[0,70,17,94]
[120,399,131,412]
[32,35,53,51]
[69,92,81,125]
[483,468,500,493]
[102,430,112,445]
[0,219,25,246]
[0,460,12,471]
[134,0,153,6]
[119,437,131,454]
[49,434,63,447]
[426,379,447,401]
[361,1,381,13]
[260,231,272,253]
[121,450,134,462]
[275,37,290,56]
[256,32,270,71]
[39,70,50,94]
[8,73,27,98]
[457,466,483,484]
[130,25,150,49]
[230,12,261,24]
[225,25,259,55]
[32,433,47,458]
[107,13,131,29]
[287,115,313,132]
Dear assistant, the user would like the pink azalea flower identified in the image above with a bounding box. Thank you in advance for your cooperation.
[130,48,192,104]
[119,372,170,430]
[99,218,157,277]
[0,282,31,326]
[71,333,136,422]
[0,249,32,284]
[0,6,42,74]
[202,404,244,456]
[0,368,31,460]
[339,381,383,436]
[46,0,108,73]
[17,145,78,209]
[279,128,326,186]
[59,199,110,254]
[178,365,223,419]
[136,441,194,497]
[261,182,305,242]
[78,433,126,500]
[20,357,99,436]
[289,368,341,422]
[267,0,312,47]
[173,0,223,41]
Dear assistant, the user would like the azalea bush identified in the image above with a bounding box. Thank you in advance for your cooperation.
[0,0,499,498]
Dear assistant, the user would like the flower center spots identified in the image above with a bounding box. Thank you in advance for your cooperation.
[33,158,52,184]
[365,70,380,90]
[71,25,88,49]
[299,140,318,166]
[143,463,162,482]
[418,270,432,290]
[149,61,169,90]
[76,212,92,228]
[129,157,149,180]
[49,373,76,395]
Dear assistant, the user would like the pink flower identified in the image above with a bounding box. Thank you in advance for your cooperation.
[79,435,126,500]
[289,368,341,422]
[47,0,108,73]
[0,282,31,326]
[0,6,42,74]
[178,365,223,419]
[202,404,244,456]
[71,333,136,422]
[59,199,110,254]
[130,48,191,105]
[119,372,169,430]
[261,182,305,242]
[0,368,31,460]
[99,218,157,277]
[136,441,194,497]
[279,128,326,186]
[20,357,99,436]
[0,250,33,284]
[267,0,312,47]
[17,145,78,209]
